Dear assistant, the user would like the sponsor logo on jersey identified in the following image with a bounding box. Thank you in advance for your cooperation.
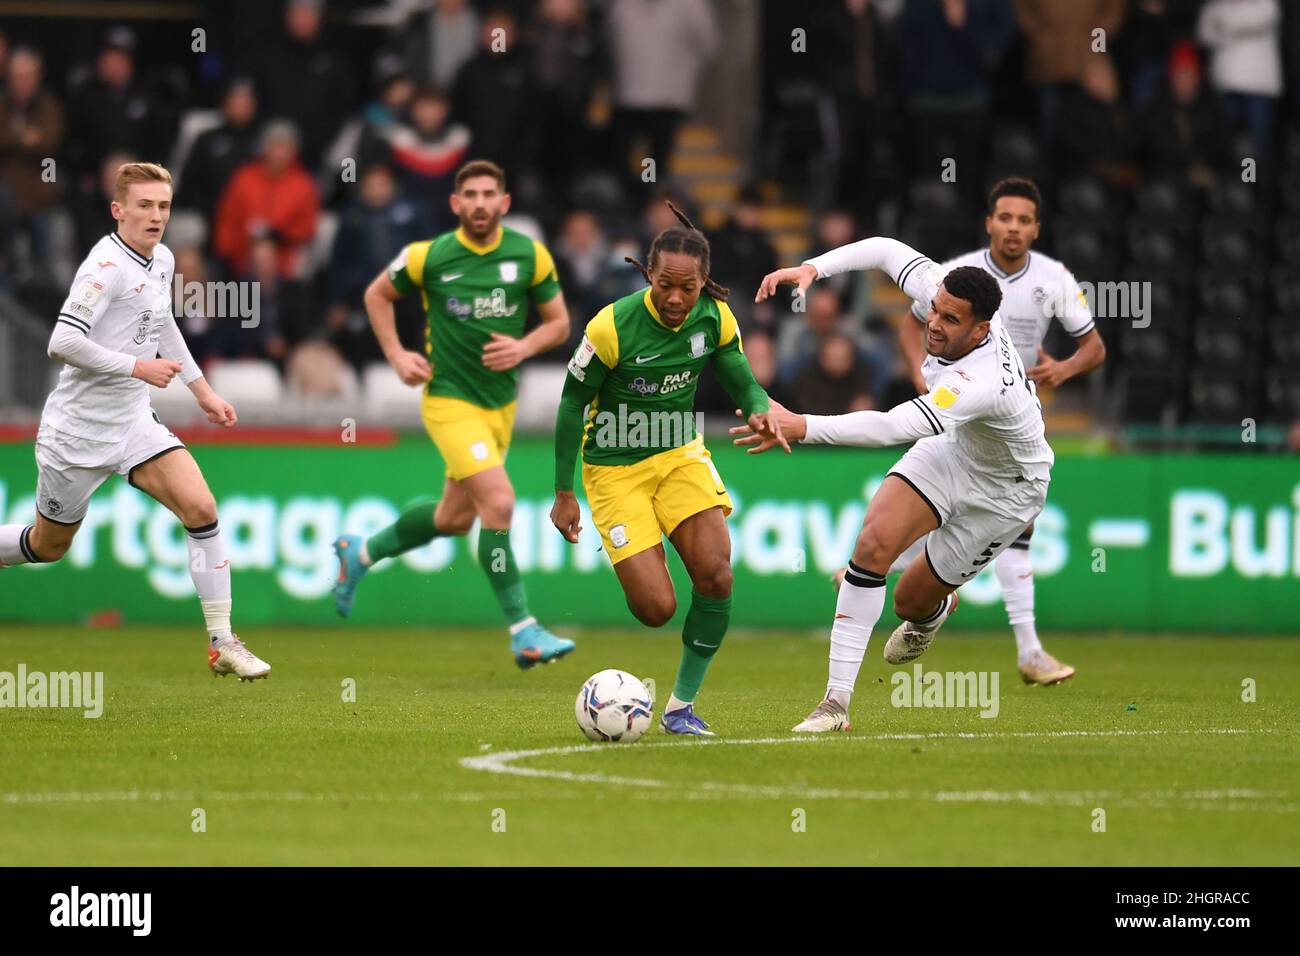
[79,281,104,306]
[633,354,661,364]
[659,370,694,394]
[445,296,473,319]
[69,303,94,320]
[97,261,116,268]
[472,288,518,319]
[690,332,707,357]
[440,273,464,282]
[498,262,518,283]
[933,385,960,409]
[628,376,659,395]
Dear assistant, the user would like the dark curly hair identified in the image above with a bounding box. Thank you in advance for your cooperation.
[625,201,730,301]
[942,265,1002,323]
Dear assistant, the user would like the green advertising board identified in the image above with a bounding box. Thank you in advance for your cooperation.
[0,436,1296,632]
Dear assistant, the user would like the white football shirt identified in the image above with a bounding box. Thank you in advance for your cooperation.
[43,234,178,442]
[913,248,1095,370]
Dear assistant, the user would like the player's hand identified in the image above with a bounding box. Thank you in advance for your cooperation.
[132,358,182,388]
[1028,347,1068,389]
[199,391,238,428]
[389,349,432,386]
[550,492,582,544]
[730,400,800,453]
[482,332,531,371]
[755,263,818,304]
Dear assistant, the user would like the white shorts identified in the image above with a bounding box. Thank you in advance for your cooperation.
[35,411,185,524]
[886,435,1047,586]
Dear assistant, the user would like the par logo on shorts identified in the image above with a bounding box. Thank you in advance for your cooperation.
[609,524,629,548]
[689,332,707,358]
[933,385,960,409]
[499,261,518,283]
[44,497,63,518]
[470,441,489,461]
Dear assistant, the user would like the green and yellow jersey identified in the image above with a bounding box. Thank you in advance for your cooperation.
[554,288,770,490]
[387,225,561,409]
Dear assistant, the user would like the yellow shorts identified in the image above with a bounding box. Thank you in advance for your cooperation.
[420,394,516,481]
[582,435,733,565]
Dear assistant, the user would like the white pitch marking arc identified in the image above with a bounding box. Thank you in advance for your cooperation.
[459,728,1298,811]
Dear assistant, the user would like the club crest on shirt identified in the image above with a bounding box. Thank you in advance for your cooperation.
[44,497,63,517]
[1031,286,1047,306]
[133,310,154,345]
[690,332,707,358]
[499,261,518,283]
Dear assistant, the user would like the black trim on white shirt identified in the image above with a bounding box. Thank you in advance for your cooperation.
[109,232,153,270]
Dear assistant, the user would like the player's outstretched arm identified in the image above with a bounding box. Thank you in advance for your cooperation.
[364,270,430,386]
[757,237,940,312]
[708,318,788,454]
[732,394,946,451]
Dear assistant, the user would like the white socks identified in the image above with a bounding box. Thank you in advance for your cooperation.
[826,562,887,703]
[0,524,37,566]
[995,545,1041,661]
[666,693,691,713]
[187,520,232,641]
[911,592,957,633]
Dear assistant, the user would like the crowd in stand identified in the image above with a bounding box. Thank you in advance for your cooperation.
[1,0,1298,422]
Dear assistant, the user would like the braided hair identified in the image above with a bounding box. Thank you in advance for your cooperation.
[625,201,730,302]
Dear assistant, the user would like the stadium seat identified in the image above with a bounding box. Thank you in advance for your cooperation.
[1199,226,1259,276]
[515,364,570,431]
[1126,222,1187,276]
[1270,322,1300,364]
[361,362,423,427]
[1208,180,1257,217]
[908,179,966,216]
[1133,179,1197,235]
[1053,228,1115,279]
[1187,368,1258,424]
[1275,218,1300,266]
[1272,270,1300,313]
[1055,177,1111,222]
[985,125,1044,185]
[1263,368,1300,421]
[1192,321,1252,365]
[206,360,284,422]
[1197,277,1258,317]
[1119,325,1182,367]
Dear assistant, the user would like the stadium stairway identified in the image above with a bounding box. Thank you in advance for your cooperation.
[669,123,812,263]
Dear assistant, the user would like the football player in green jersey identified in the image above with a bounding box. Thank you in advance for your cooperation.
[333,160,577,670]
[551,204,788,735]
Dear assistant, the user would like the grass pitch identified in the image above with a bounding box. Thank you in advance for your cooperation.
[1,624,1296,866]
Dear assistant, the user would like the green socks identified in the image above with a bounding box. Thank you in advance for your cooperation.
[672,589,731,703]
[477,528,532,628]
[365,500,441,563]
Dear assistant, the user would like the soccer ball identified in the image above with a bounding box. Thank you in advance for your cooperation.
[574,669,654,743]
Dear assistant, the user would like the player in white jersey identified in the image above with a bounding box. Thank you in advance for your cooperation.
[739,237,1053,733]
[0,162,270,680]
[896,178,1106,686]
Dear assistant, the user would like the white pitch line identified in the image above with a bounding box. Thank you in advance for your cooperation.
[458,728,1299,811]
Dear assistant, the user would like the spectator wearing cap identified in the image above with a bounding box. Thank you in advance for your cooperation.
[178,77,260,224]
[0,46,64,274]
[213,120,320,279]
[1139,40,1229,190]
[326,163,428,368]
[65,27,170,188]
[254,0,355,167]
[1198,0,1283,152]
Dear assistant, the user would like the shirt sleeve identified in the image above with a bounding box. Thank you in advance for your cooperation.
[529,239,562,304]
[914,371,996,430]
[709,301,769,417]
[46,322,136,377]
[57,259,123,336]
[1051,266,1095,338]
[555,313,615,491]
[386,240,431,297]
[804,237,946,315]
[157,312,204,385]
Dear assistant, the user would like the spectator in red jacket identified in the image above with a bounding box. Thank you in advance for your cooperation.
[213,119,319,279]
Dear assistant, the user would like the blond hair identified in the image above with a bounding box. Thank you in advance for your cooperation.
[114,162,172,201]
